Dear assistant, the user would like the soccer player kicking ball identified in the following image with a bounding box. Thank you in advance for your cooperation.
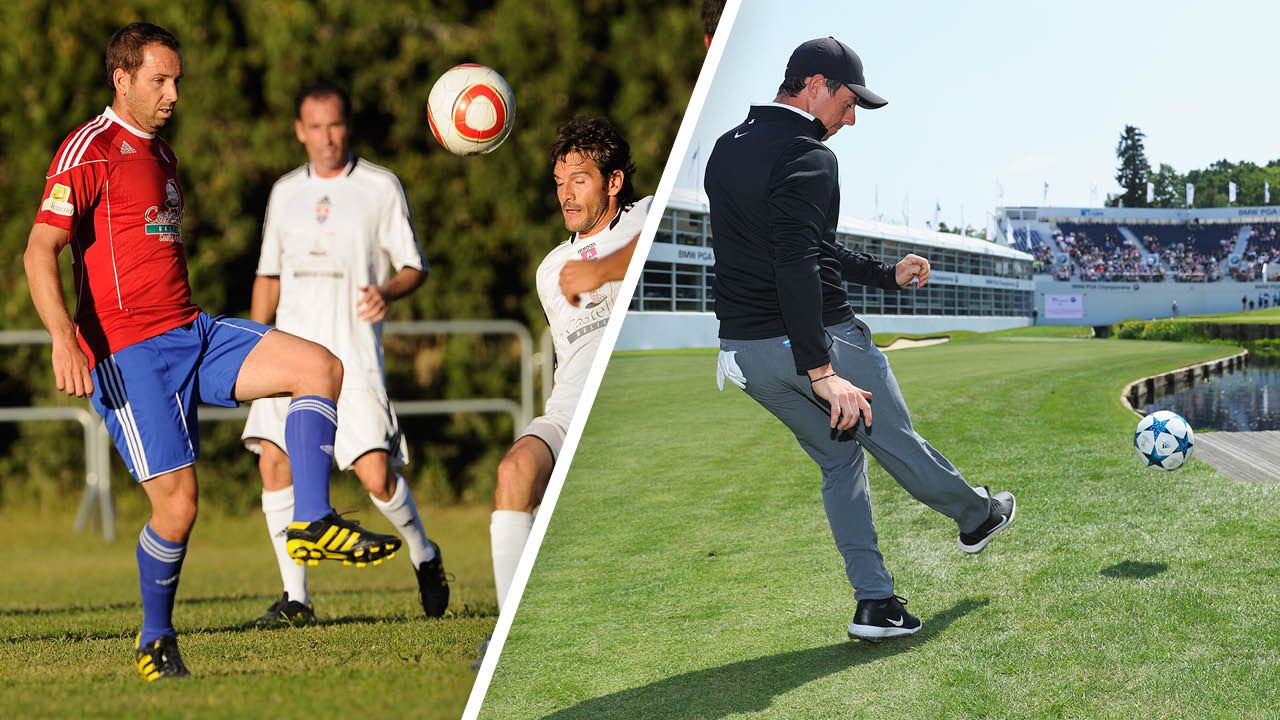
[481,118,652,664]
[23,23,401,682]
[242,82,448,627]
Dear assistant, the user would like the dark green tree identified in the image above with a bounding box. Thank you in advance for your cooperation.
[1109,125,1151,208]
[1148,163,1185,208]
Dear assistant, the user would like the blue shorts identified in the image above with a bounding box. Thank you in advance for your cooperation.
[89,313,272,482]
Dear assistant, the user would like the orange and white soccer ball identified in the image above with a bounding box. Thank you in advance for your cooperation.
[427,64,515,155]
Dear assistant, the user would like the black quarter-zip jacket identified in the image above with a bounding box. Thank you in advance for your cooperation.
[705,104,900,374]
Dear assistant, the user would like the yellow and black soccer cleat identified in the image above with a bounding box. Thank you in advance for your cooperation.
[285,512,401,567]
[135,634,191,682]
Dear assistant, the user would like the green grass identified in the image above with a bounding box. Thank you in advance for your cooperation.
[0,499,496,718]
[1170,307,1280,324]
[480,334,1280,719]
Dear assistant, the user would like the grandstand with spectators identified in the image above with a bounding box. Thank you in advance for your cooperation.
[618,188,1036,350]
[1000,205,1280,325]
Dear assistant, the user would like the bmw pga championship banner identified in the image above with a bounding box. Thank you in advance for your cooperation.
[1045,294,1084,319]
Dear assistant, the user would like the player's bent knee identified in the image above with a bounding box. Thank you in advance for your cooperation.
[153,496,198,540]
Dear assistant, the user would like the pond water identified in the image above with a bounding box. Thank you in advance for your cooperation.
[1146,365,1280,431]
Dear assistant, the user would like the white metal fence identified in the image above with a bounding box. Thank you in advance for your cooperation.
[0,320,547,542]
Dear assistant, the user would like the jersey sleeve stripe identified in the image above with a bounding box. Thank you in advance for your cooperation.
[54,116,107,174]
[55,116,110,176]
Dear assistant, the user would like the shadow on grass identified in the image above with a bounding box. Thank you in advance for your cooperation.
[0,611,448,645]
[0,586,426,618]
[543,598,988,720]
[1100,561,1167,579]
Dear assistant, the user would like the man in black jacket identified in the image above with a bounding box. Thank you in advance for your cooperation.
[706,37,1017,642]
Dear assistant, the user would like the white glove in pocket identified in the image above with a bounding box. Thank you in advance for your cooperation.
[716,350,746,391]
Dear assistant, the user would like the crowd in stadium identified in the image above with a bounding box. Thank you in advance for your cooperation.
[1055,228,1155,282]
[1020,221,1280,283]
[1230,224,1280,281]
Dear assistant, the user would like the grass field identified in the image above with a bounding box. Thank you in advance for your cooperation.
[1176,306,1280,325]
[0,496,495,718]
[479,327,1280,719]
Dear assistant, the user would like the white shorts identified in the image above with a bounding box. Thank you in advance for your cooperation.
[242,385,408,471]
[518,378,581,460]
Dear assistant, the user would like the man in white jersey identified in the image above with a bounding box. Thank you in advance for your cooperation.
[488,118,652,635]
[243,82,449,624]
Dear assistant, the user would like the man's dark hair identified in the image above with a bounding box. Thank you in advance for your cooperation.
[105,22,180,90]
[777,75,844,98]
[550,117,637,206]
[295,81,352,123]
[702,0,726,38]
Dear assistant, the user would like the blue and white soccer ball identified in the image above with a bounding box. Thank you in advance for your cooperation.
[1134,410,1195,471]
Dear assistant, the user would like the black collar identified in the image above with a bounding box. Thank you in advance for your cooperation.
[746,105,826,140]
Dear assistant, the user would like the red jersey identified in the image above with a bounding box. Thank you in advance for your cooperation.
[33,107,200,367]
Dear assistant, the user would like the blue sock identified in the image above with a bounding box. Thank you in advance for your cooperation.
[137,524,186,646]
[285,395,337,522]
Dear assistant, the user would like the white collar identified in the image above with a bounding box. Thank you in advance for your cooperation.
[103,106,155,139]
[309,156,356,179]
[754,101,817,122]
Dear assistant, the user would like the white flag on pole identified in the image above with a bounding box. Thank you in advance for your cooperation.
[1146,181,1154,204]
[1267,181,1272,204]
[1042,181,1049,203]
[1186,183,1195,206]
[1228,181,1237,204]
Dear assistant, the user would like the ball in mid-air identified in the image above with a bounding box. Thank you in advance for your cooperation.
[427,64,515,155]
[1134,410,1195,471]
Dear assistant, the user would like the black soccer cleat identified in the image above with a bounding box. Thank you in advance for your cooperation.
[135,634,191,682]
[958,487,1017,554]
[254,592,316,628]
[847,595,922,642]
[285,512,401,567]
[414,542,450,618]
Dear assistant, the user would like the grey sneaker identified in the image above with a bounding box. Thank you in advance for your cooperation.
[958,487,1016,554]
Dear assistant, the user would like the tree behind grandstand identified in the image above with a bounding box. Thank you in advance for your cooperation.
[1110,125,1151,208]
[1108,124,1280,209]
[0,0,702,507]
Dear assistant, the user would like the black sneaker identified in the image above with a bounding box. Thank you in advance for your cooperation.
[847,595,922,642]
[254,592,316,628]
[958,487,1017,554]
[134,634,191,682]
[415,542,450,618]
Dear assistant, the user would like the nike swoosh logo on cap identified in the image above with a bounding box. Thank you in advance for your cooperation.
[734,130,749,138]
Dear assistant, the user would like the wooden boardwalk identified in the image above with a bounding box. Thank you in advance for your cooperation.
[1195,431,1280,484]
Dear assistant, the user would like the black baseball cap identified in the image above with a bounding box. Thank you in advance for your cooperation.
[786,37,887,110]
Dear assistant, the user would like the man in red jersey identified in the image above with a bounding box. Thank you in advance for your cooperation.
[23,22,401,682]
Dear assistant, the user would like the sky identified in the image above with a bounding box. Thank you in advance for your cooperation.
[678,0,1280,233]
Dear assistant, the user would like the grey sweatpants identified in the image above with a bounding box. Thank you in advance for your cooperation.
[721,317,988,600]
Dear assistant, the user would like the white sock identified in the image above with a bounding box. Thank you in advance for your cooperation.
[262,485,308,605]
[370,474,435,567]
[491,510,534,612]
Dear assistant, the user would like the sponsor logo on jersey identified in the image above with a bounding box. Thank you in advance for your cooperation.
[315,195,332,224]
[143,177,183,242]
[119,139,136,154]
[565,298,612,343]
[578,243,598,260]
[41,183,74,217]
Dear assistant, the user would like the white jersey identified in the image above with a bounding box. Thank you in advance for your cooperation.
[257,157,425,390]
[534,196,652,421]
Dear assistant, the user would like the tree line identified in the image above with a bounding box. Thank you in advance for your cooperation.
[0,0,705,508]
[1110,124,1280,208]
